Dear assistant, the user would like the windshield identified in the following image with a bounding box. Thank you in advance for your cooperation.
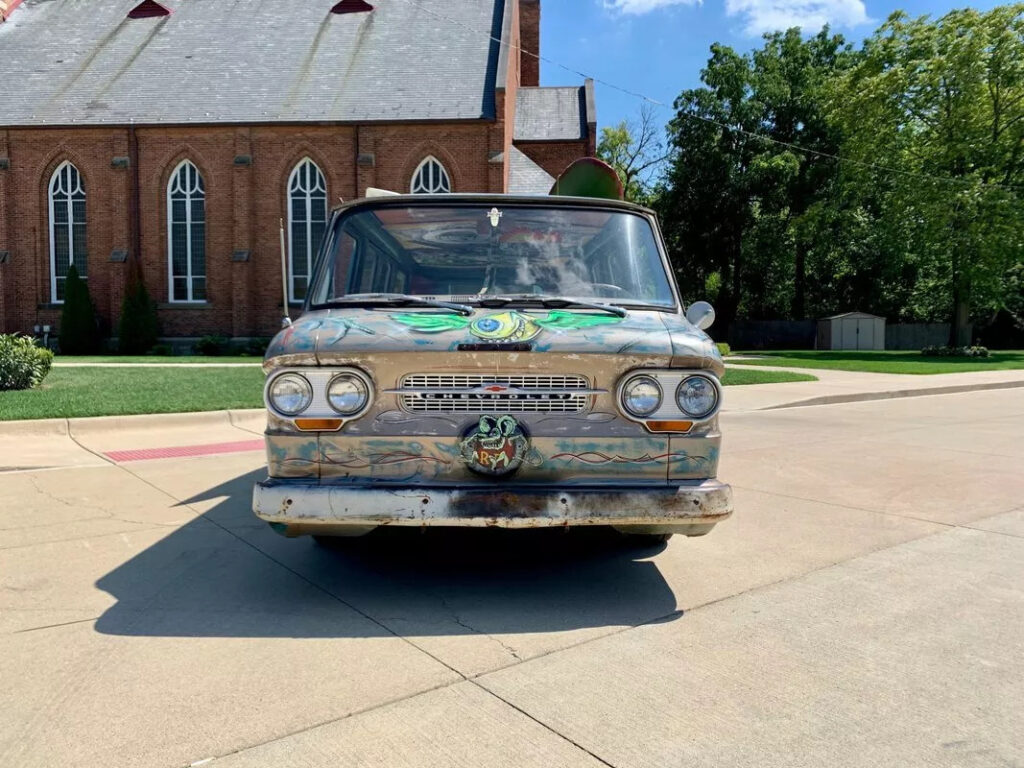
[307,204,678,309]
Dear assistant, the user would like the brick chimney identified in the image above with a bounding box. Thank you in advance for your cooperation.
[519,0,540,87]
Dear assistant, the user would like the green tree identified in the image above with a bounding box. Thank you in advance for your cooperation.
[118,257,159,354]
[751,28,854,318]
[832,6,1024,345]
[657,29,852,332]
[59,264,100,354]
[597,103,665,204]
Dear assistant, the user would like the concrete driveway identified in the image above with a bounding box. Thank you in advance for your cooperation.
[1,389,1022,767]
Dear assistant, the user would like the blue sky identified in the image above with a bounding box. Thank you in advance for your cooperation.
[539,0,1003,134]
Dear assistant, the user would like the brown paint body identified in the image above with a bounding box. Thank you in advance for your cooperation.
[255,196,733,537]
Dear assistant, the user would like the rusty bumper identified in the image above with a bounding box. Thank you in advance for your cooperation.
[252,479,733,534]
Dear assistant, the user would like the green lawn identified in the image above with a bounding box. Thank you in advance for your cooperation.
[2,365,812,421]
[720,368,817,386]
[0,367,266,421]
[53,355,262,365]
[730,350,1024,375]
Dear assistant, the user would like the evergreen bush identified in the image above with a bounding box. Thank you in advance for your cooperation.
[194,335,230,356]
[59,264,100,354]
[118,257,159,354]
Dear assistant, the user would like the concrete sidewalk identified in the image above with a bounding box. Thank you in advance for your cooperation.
[724,364,1024,411]
[2,389,1022,766]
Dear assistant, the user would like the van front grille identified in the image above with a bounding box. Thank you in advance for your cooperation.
[399,373,590,413]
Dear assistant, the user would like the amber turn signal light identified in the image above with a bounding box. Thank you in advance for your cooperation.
[644,420,693,433]
[294,418,344,431]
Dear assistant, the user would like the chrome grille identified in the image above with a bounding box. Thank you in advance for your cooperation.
[399,373,590,413]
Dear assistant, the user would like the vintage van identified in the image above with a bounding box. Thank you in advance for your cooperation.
[253,193,732,544]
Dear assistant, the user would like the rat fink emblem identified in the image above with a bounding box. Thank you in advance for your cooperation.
[459,415,530,476]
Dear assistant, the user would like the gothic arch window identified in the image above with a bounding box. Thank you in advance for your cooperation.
[48,161,87,303]
[287,158,328,302]
[410,156,451,194]
[167,160,206,302]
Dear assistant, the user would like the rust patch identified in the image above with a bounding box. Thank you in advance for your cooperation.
[448,490,549,518]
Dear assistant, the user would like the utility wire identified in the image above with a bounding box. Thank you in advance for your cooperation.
[391,0,1024,193]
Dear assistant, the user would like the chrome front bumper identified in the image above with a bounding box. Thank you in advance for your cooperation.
[252,479,733,536]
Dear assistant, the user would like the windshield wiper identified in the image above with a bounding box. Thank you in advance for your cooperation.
[474,294,627,318]
[316,293,473,316]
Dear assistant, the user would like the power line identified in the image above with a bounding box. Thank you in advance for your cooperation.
[391,0,1024,193]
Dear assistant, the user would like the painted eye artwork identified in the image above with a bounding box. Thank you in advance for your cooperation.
[469,311,542,342]
[391,309,624,340]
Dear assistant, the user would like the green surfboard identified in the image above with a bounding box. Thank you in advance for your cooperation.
[549,157,624,201]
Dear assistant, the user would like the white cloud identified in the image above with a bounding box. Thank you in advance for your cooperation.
[725,0,869,35]
[603,0,701,15]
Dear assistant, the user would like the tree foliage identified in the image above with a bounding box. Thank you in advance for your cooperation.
[833,6,1024,344]
[653,5,1024,345]
[596,103,666,204]
[657,29,852,332]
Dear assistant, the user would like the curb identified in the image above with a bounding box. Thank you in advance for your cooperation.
[760,380,1024,410]
[0,409,265,437]
[3,379,1021,433]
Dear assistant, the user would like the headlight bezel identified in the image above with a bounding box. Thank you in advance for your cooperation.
[620,374,664,417]
[675,375,719,418]
[616,369,722,429]
[264,367,374,423]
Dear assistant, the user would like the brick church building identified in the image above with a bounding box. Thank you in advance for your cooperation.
[0,0,595,342]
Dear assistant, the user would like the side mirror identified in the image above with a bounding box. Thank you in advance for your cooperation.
[686,301,715,330]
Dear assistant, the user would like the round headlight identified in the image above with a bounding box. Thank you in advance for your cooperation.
[269,373,312,415]
[327,373,369,415]
[676,375,718,418]
[622,375,662,417]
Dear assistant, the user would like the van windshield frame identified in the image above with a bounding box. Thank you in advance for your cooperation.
[306,201,681,313]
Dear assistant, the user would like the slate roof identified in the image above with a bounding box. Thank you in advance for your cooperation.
[0,0,507,126]
[514,85,587,141]
[506,146,553,195]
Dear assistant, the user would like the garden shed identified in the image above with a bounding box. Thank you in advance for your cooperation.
[817,312,886,350]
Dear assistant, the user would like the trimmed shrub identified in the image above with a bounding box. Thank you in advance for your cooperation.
[921,345,990,358]
[232,337,271,357]
[118,257,159,354]
[59,264,100,354]
[195,335,229,356]
[0,334,54,391]
[716,342,731,356]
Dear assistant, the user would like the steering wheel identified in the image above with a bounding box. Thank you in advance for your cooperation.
[590,283,626,296]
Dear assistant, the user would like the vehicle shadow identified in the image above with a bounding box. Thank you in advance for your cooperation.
[94,469,681,639]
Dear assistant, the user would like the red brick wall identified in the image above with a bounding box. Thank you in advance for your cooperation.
[514,140,589,180]
[0,121,502,340]
[519,0,540,87]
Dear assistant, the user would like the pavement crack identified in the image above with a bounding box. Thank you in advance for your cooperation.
[437,596,523,661]
[26,475,110,516]
[12,617,98,634]
[472,682,620,768]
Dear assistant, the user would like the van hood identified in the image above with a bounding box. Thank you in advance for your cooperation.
[264,307,722,373]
